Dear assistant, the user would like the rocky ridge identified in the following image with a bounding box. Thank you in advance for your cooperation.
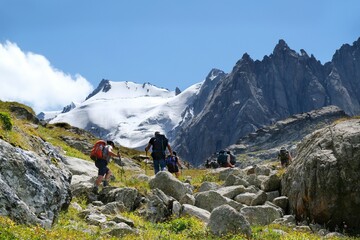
[173,37,360,166]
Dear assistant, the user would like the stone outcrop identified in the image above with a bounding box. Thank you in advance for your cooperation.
[282,118,360,232]
[0,139,72,228]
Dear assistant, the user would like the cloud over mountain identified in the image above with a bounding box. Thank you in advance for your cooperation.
[0,41,93,112]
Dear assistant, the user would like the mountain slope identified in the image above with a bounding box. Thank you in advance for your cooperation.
[50,80,202,148]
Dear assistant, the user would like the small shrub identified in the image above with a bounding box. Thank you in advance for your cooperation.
[0,112,12,131]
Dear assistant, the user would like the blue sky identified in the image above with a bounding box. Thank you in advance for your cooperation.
[0,0,360,112]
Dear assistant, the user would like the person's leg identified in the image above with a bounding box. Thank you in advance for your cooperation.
[159,159,166,171]
[175,171,180,178]
[103,167,111,186]
[153,159,160,174]
[94,160,107,192]
[95,175,104,186]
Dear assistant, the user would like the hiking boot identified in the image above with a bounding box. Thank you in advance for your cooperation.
[92,186,99,194]
[103,181,109,187]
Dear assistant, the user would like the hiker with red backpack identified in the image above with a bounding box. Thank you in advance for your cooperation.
[145,131,173,175]
[91,140,120,193]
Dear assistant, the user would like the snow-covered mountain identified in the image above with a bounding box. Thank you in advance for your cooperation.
[49,80,202,149]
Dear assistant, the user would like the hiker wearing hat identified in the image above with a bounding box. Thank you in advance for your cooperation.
[278,147,292,168]
[145,131,173,174]
[93,140,120,193]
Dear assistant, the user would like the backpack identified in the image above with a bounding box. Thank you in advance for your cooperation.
[152,134,168,152]
[279,149,289,161]
[217,151,228,165]
[90,140,106,160]
[165,155,177,172]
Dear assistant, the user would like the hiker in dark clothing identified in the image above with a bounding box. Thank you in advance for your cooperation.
[93,140,120,193]
[217,150,235,168]
[278,147,292,168]
[166,151,182,178]
[145,131,173,174]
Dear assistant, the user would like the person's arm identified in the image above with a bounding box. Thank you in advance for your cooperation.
[108,146,120,158]
[176,157,182,168]
[145,143,151,152]
[145,142,151,156]
[167,144,173,156]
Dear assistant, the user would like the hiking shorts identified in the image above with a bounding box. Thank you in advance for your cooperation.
[95,159,109,176]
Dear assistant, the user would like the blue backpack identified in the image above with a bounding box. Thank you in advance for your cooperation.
[166,155,177,172]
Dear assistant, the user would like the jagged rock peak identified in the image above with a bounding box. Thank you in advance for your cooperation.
[274,39,289,51]
[234,53,254,66]
[61,102,76,113]
[271,39,299,59]
[206,68,225,81]
[85,79,111,100]
[175,87,181,96]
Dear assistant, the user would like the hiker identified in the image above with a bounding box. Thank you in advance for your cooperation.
[227,150,237,166]
[278,147,292,168]
[145,131,173,174]
[217,150,235,168]
[205,158,219,169]
[93,140,120,193]
[166,151,183,178]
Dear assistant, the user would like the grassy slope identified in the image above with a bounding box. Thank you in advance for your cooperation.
[0,101,357,240]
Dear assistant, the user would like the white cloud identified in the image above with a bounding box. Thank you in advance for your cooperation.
[0,41,93,113]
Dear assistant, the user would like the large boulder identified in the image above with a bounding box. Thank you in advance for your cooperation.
[240,204,283,226]
[149,171,192,200]
[207,205,251,238]
[282,119,360,232]
[0,139,72,227]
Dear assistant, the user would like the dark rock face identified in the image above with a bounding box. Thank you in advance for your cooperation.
[282,119,360,232]
[85,79,112,100]
[222,106,348,167]
[173,38,360,166]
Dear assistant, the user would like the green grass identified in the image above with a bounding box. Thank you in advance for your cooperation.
[1,100,360,239]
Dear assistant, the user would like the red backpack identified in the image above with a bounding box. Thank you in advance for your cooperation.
[90,140,106,160]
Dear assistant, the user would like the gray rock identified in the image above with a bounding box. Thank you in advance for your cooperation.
[260,174,281,192]
[198,181,219,192]
[86,212,107,226]
[273,196,288,211]
[98,187,140,211]
[324,232,345,238]
[179,193,195,205]
[149,171,191,201]
[207,205,251,238]
[266,190,280,202]
[195,191,229,212]
[251,190,267,206]
[100,202,126,215]
[282,119,360,231]
[172,201,182,217]
[181,204,210,223]
[0,139,71,227]
[234,192,256,205]
[215,185,246,199]
[273,215,296,227]
[111,215,135,227]
[240,205,283,226]
[255,165,271,176]
[145,188,174,223]
[105,222,136,237]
